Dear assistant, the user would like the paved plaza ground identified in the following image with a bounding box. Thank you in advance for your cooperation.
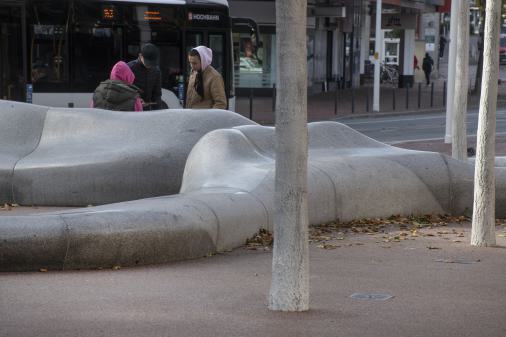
[1,214,505,337]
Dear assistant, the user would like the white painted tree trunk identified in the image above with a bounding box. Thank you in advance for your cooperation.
[471,0,500,247]
[445,0,459,143]
[373,0,382,112]
[451,0,469,160]
[269,0,309,311]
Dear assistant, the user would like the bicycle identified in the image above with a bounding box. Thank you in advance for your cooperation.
[380,63,399,86]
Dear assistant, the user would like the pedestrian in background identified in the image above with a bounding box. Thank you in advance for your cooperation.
[422,53,434,85]
[439,35,447,58]
[128,43,162,110]
[186,46,227,109]
[92,61,143,112]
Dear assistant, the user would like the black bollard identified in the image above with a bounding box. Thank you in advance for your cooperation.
[392,87,396,111]
[417,82,421,109]
[272,83,276,112]
[365,91,369,113]
[430,82,434,107]
[405,85,409,109]
[334,79,339,115]
[351,87,355,114]
[443,81,446,107]
[249,88,253,120]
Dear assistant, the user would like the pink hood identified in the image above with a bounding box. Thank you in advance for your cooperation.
[110,61,135,85]
[193,46,213,71]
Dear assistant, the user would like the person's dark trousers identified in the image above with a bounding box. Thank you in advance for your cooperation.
[424,71,431,85]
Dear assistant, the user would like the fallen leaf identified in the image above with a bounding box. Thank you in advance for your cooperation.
[317,243,339,250]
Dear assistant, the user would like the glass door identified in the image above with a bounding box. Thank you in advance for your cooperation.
[0,3,26,101]
[209,33,225,76]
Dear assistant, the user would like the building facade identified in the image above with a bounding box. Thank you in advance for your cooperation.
[229,0,445,94]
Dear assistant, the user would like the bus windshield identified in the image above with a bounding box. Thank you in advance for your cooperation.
[3,0,236,108]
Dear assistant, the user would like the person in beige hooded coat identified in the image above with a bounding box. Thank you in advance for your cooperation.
[186,46,227,109]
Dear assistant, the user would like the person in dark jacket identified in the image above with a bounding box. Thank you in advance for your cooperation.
[439,35,447,58]
[422,53,434,85]
[128,43,162,110]
[92,61,143,111]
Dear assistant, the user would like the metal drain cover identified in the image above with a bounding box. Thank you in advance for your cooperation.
[350,293,394,301]
[435,258,480,264]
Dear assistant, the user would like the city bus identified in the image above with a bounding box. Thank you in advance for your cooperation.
[0,0,258,110]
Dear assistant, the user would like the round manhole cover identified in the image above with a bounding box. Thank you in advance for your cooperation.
[350,293,394,301]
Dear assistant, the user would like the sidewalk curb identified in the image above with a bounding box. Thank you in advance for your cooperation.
[335,100,506,120]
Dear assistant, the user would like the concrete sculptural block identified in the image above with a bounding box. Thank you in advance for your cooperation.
[0,100,254,206]
[0,100,505,271]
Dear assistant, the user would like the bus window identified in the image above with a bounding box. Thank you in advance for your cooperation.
[159,45,182,92]
[0,5,25,101]
[29,1,70,86]
[186,32,203,55]
[72,27,123,91]
[70,1,123,90]
[126,25,182,97]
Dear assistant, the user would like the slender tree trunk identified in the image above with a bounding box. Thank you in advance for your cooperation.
[452,0,469,160]
[471,0,500,247]
[269,0,309,311]
[444,0,459,143]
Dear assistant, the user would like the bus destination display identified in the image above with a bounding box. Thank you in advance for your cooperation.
[101,5,116,20]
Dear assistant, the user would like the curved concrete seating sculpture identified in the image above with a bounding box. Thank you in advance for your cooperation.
[1,120,506,272]
[0,100,254,206]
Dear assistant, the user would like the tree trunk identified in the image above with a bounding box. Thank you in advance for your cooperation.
[452,0,469,160]
[471,0,500,247]
[444,0,460,143]
[269,0,309,311]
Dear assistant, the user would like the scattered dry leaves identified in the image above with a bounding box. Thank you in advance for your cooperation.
[243,216,505,251]
[245,228,273,249]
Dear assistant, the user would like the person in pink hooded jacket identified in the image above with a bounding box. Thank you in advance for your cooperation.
[92,61,143,111]
[186,46,227,109]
